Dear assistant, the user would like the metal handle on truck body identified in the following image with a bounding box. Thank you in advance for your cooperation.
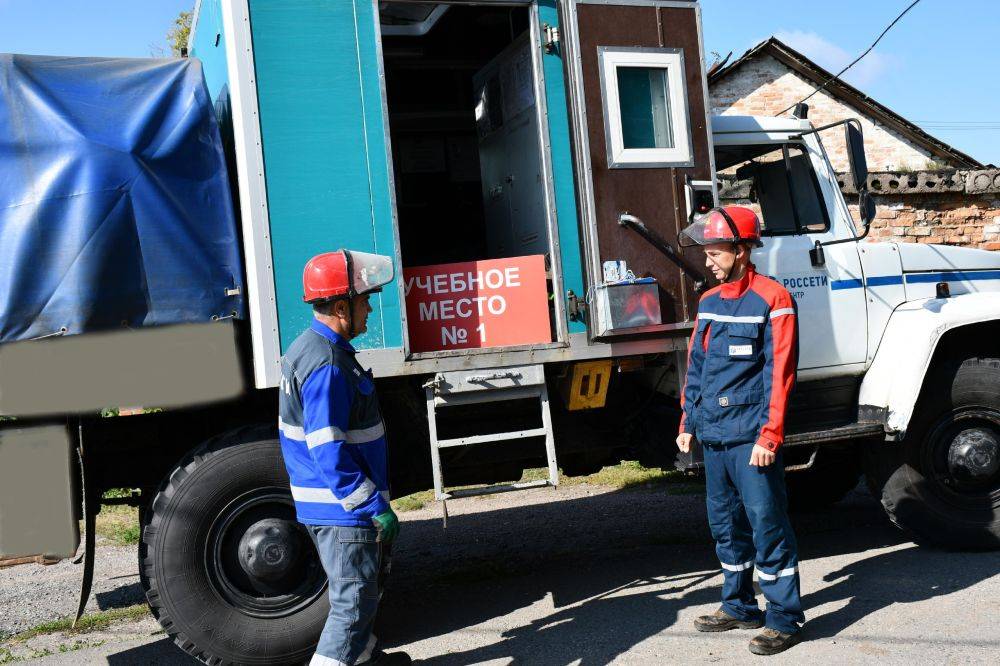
[618,213,708,293]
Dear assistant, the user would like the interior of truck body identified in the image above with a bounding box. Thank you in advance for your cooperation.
[379,2,550,266]
[379,2,558,348]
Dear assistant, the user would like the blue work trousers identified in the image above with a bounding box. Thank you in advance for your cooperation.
[703,441,804,634]
[307,525,381,665]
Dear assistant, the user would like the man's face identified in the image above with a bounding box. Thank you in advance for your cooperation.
[703,242,738,282]
[349,294,373,337]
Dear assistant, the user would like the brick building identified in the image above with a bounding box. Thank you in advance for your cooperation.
[708,37,983,172]
[708,37,999,250]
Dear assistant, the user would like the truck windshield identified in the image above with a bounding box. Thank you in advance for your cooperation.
[715,143,829,235]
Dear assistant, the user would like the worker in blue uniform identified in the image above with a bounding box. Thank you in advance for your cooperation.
[278,249,410,666]
[676,207,805,655]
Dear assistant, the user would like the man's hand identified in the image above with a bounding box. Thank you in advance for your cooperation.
[749,444,776,467]
[676,433,693,453]
[373,508,399,544]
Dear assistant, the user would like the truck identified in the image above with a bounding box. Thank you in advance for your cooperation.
[1,1,997,664]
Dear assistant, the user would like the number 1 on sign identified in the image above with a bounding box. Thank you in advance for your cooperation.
[476,323,486,342]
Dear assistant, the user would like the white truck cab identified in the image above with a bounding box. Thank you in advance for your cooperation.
[711,113,1000,549]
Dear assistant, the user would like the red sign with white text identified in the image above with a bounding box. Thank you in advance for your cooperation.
[403,255,551,353]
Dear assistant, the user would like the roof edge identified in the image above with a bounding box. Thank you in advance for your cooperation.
[709,37,984,169]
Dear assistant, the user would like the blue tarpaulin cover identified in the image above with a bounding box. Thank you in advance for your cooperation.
[0,55,244,342]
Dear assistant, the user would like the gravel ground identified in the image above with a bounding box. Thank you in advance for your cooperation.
[3,480,1000,664]
[0,541,145,639]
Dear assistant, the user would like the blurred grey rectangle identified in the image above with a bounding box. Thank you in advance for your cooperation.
[0,425,79,559]
[0,322,244,417]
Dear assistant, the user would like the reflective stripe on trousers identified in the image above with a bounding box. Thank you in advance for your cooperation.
[704,441,804,634]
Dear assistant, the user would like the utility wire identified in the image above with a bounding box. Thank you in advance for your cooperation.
[776,0,923,116]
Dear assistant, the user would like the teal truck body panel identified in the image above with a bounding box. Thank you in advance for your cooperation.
[191,0,586,358]
[191,0,229,112]
[538,0,585,334]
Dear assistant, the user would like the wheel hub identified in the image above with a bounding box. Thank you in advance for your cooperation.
[238,518,302,582]
[947,427,1000,483]
[207,489,326,618]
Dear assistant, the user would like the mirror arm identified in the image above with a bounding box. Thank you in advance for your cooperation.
[821,188,875,248]
[787,117,863,140]
[811,118,871,247]
[819,218,873,247]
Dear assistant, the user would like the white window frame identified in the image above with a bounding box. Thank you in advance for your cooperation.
[597,46,694,169]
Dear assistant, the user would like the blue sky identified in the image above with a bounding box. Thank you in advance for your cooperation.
[0,0,193,58]
[1,0,997,165]
[701,0,1000,167]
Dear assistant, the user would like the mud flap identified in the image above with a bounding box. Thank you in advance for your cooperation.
[74,425,96,628]
[0,424,80,560]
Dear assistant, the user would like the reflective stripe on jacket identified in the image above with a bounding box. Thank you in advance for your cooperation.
[278,319,391,526]
[679,264,797,451]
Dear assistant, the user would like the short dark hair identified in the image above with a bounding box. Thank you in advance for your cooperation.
[312,299,345,317]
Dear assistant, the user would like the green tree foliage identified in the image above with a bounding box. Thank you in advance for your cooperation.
[168,10,193,57]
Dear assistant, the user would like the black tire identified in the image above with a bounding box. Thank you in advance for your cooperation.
[864,358,1000,550]
[139,426,329,665]
[784,445,862,511]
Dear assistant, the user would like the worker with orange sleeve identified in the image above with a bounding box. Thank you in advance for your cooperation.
[676,206,804,656]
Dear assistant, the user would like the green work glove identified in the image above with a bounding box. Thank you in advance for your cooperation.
[373,508,399,544]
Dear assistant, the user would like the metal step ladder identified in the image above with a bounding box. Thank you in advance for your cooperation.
[424,364,558,522]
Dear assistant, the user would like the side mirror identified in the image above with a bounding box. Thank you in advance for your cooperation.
[844,122,868,193]
[859,190,876,226]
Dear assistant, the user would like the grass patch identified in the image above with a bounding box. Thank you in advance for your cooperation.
[1,639,109,663]
[392,491,434,513]
[94,505,141,546]
[58,639,106,653]
[89,489,142,546]
[9,604,150,643]
[521,460,701,493]
[389,461,704,512]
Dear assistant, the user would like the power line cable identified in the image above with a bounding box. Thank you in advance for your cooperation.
[776,0,923,116]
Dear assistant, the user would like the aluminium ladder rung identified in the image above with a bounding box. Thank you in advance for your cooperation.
[426,364,559,515]
[436,427,550,448]
[433,386,541,406]
[443,479,553,500]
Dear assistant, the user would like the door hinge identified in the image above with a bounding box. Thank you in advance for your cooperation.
[542,23,560,54]
[567,289,586,322]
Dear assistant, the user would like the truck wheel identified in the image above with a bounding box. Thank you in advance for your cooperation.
[864,358,1000,550]
[784,446,861,511]
[140,426,328,664]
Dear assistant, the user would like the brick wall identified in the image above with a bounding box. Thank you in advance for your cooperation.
[710,54,946,172]
[844,170,1000,249]
[721,168,1000,251]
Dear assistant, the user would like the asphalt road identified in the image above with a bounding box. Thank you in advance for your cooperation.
[8,481,1000,664]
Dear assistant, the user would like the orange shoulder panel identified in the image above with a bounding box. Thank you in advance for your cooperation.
[749,273,793,308]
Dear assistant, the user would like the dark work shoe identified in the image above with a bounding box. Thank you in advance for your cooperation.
[368,650,412,665]
[748,628,800,655]
[694,609,765,632]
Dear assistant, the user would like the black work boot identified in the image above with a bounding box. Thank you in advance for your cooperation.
[748,628,800,655]
[368,650,412,665]
[694,608,764,632]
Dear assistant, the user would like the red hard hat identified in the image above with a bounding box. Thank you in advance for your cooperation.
[303,250,395,304]
[679,206,762,248]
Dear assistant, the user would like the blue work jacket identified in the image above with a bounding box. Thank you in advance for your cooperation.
[680,265,798,451]
[278,320,390,526]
